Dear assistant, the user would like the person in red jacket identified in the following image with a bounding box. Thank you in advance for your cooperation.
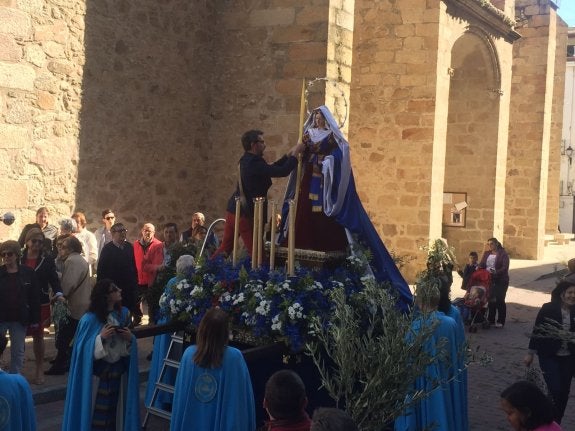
[133,223,163,326]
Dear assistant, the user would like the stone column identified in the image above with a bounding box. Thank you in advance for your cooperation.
[505,0,562,258]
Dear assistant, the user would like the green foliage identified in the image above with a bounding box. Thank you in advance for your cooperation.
[306,281,441,430]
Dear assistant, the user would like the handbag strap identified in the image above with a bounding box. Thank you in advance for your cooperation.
[65,269,89,301]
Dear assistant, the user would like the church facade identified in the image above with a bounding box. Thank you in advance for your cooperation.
[0,0,566,280]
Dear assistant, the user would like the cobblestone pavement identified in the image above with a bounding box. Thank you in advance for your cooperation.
[29,244,575,430]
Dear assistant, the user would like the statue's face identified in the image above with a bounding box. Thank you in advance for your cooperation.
[314,111,326,129]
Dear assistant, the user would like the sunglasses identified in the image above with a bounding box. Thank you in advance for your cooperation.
[0,252,15,258]
[108,286,121,294]
[30,239,43,245]
[112,228,127,233]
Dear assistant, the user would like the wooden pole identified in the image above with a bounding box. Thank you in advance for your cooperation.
[251,198,260,270]
[232,197,240,267]
[269,201,276,271]
[257,197,264,269]
[288,199,296,276]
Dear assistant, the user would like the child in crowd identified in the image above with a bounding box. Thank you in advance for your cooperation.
[264,369,311,431]
[311,408,358,431]
[500,381,562,431]
[458,251,478,290]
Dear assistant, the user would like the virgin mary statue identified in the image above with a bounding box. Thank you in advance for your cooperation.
[279,105,412,306]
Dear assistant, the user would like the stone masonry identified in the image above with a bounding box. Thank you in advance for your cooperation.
[0,0,568,282]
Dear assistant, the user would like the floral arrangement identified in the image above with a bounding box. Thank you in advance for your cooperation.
[159,252,381,352]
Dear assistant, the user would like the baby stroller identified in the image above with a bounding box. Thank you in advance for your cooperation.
[456,269,491,332]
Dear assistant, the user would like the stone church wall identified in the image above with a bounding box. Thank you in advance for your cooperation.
[0,0,85,240]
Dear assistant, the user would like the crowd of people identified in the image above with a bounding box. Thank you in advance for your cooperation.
[0,105,573,430]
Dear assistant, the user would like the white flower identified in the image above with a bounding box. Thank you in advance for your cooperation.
[288,302,304,320]
[255,300,270,316]
[271,314,282,331]
[232,293,245,305]
[190,285,203,297]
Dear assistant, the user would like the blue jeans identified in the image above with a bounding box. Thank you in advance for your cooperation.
[538,354,575,423]
[0,321,27,374]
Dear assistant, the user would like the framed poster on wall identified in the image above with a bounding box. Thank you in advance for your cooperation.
[443,192,467,227]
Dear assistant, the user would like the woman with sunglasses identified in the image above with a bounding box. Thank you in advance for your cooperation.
[21,228,63,384]
[0,240,41,375]
[62,278,140,430]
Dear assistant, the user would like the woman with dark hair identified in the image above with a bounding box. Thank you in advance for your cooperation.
[46,235,92,375]
[62,279,140,430]
[170,307,255,431]
[524,280,575,423]
[21,227,62,384]
[0,240,41,374]
[500,381,561,430]
[479,237,510,327]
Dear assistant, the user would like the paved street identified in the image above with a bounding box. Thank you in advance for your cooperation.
[24,244,575,430]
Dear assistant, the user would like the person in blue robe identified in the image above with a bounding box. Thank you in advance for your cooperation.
[278,105,412,308]
[170,307,255,431]
[394,283,459,431]
[145,255,196,410]
[0,370,36,431]
[61,279,140,431]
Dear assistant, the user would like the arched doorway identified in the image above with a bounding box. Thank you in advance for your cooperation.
[442,29,502,258]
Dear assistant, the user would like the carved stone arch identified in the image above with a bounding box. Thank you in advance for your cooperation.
[463,25,501,90]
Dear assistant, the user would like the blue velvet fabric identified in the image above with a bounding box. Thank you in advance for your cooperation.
[170,345,255,431]
[61,308,140,431]
[394,311,460,431]
[0,370,36,431]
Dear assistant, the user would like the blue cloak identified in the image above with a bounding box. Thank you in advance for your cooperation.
[444,305,468,431]
[170,345,255,431]
[394,311,459,431]
[0,371,36,431]
[61,308,141,431]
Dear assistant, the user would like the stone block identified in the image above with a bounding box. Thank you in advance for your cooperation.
[24,44,45,67]
[31,137,75,171]
[34,22,69,44]
[37,91,56,110]
[272,26,320,43]
[15,0,43,14]
[47,60,75,76]
[396,50,428,64]
[288,42,326,61]
[399,73,427,87]
[0,179,28,208]
[0,7,31,39]
[5,98,29,124]
[0,34,20,62]
[250,8,295,26]
[395,24,415,37]
[296,6,328,25]
[0,62,35,91]
[42,41,66,59]
[0,124,28,149]
[407,98,435,112]
[402,127,433,141]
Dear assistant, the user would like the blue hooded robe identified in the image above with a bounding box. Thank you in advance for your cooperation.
[170,345,255,431]
[0,370,36,431]
[394,311,459,431]
[61,308,141,431]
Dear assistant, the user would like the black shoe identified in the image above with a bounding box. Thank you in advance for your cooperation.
[45,366,66,375]
[146,350,153,361]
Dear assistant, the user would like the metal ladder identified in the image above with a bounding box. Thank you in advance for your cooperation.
[142,332,184,428]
